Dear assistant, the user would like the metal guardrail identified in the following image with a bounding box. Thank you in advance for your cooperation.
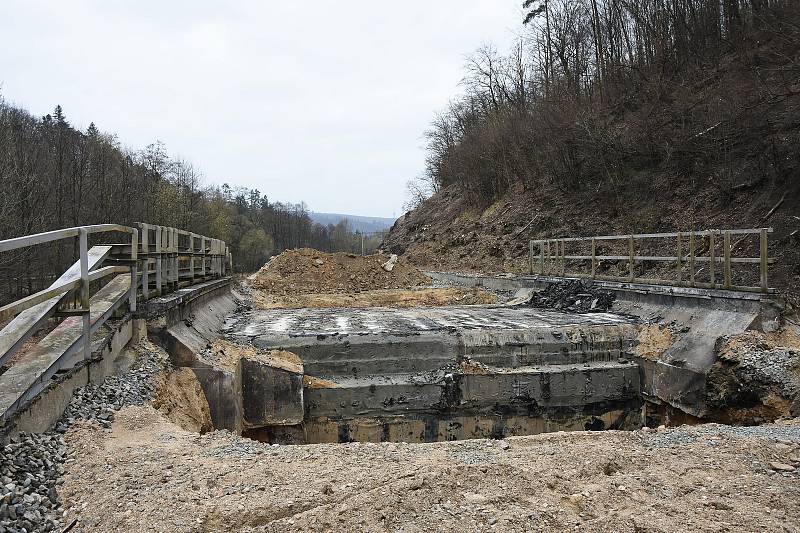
[529,228,774,293]
[0,223,231,365]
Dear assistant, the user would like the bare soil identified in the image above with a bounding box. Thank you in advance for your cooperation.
[154,368,214,433]
[199,339,306,375]
[250,248,430,294]
[59,406,800,533]
[250,286,498,309]
[633,325,675,362]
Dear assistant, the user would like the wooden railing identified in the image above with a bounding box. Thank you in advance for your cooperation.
[529,228,773,293]
[0,223,231,366]
[133,223,232,299]
[0,224,138,362]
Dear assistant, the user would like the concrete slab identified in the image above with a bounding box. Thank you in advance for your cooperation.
[222,305,644,442]
[239,354,304,427]
[232,305,631,339]
[230,306,638,378]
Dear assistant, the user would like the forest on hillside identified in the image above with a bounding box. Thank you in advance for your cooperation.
[0,100,375,302]
[390,0,799,298]
[411,0,799,207]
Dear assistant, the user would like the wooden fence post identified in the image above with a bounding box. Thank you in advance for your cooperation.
[129,229,138,312]
[140,223,149,299]
[760,228,768,292]
[628,235,635,281]
[79,228,91,361]
[689,232,696,287]
[173,228,179,286]
[709,231,716,286]
[155,226,162,295]
[529,240,534,275]
[677,232,683,284]
[723,230,732,289]
[539,241,545,275]
[190,234,196,284]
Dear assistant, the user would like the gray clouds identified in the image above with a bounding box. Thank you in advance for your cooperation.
[0,1,521,217]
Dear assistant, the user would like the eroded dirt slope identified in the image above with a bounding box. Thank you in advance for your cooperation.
[384,181,800,301]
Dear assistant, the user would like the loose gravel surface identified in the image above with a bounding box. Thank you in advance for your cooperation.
[58,406,800,533]
[0,340,164,533]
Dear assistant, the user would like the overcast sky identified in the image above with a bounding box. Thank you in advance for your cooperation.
[0,1,523,218]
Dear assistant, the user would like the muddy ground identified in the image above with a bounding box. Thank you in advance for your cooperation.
[60,402,800,533]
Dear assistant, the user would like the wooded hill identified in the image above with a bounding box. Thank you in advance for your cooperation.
[387,0,800,299]
[0,101,372,303]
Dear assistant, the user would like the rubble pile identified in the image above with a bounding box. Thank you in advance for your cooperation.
[524,279,616,313]
[249,248,431,294]
[708,330,800,421]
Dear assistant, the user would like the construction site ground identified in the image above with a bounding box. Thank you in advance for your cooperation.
[55,330,800,533]
[10,250,800,532]
[61,396,800,533]
[245,248,499,309]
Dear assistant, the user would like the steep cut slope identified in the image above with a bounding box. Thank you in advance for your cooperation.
[384,179,799,294]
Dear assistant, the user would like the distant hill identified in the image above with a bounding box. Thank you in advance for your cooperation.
[309,212,396,234]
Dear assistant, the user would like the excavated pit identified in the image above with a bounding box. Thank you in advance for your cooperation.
[154,273,796,445]
[159,300,645,444]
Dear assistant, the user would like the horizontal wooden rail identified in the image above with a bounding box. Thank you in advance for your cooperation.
[0,222,231,376]
[0,266,129,321]
[530,228,773,293]
[0,224,136,253]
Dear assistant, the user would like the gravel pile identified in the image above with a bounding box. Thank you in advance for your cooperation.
[709,330,800,419]
[54,348,161,433]
[524,279,616,313]
[0,341,163,532]
[0,433,66,532]
[733,346,800,399]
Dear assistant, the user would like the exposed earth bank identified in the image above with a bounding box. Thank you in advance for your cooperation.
[383,182,800,302]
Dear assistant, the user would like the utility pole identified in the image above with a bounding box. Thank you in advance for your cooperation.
[361,232,365,256]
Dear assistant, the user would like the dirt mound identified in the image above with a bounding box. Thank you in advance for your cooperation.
[154,368,214,433]
[521,279,616,313]
[250,248,431,294]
